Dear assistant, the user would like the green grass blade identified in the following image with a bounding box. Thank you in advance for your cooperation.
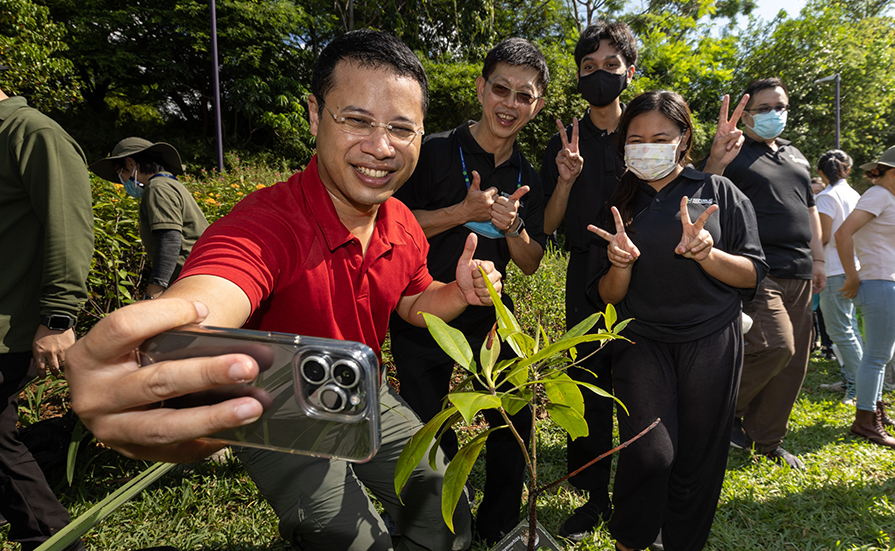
[35,461,177,551]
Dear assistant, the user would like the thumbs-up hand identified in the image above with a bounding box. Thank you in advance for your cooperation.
[491,185,530,233]
[455,233,502,306]
[461,170,499,223]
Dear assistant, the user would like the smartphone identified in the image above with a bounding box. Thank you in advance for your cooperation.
[138,325,381,462]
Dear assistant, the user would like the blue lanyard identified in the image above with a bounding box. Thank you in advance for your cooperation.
[149,172,174,180]
[458,145,522,192]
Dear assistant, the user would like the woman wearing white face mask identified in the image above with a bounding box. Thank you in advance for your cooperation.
[585,91,768,551]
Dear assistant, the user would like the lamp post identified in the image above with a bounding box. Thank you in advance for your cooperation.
[814,73,840,149]
[210,0,224,172]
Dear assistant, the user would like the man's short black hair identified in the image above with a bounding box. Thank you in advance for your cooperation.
[574,21,638,71]
[481,38,549,95]
[743,77,789,107]
[311,29,429,117]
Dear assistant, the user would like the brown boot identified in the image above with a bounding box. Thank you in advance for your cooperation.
[851,408,895,448]
[877,401,895,428]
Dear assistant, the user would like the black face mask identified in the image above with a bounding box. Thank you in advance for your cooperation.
[577,69,627,108]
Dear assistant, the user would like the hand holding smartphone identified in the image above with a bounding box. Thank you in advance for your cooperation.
[139,325,381,462]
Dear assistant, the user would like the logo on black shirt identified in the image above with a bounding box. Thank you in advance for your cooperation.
[687,198,715,205]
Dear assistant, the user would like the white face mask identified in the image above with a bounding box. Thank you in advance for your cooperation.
[624,140,683,181]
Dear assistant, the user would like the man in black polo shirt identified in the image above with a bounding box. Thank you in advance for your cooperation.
[721,78,826,470]
[390,38,547,544]
[538,20,635,541]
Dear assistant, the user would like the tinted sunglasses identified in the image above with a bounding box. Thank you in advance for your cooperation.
[486,78,542,106]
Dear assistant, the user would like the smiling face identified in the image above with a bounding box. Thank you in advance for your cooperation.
[625,110,688,149]
[308,60,425,218]
[475,62,544,143]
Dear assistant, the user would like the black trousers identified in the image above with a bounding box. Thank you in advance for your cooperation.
[0,352,74,551]
[390,314,531,540]
[565,251,614,499]
[608,318,742,551]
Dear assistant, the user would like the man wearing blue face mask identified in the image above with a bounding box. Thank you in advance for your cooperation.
[91,138,209,300]
[718,78,826,471]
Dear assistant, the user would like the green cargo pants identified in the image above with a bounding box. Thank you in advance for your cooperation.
[235,380,472,551]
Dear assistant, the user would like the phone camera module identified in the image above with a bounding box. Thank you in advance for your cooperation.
[316,383,348,412]
[300,355,329,384]
[331,359,360,389]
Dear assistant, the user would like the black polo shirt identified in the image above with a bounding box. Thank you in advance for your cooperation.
[540,108,625,254]
[392,122,546,332]
[721,136,814,279]
[587,168,768,342]
[394,122,547,281]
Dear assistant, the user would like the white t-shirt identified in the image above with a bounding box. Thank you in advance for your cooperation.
[816,179,861,276]
[854,185,895,282]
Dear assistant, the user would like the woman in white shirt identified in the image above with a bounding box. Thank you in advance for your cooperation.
[815,150,862,405]
[835,146,895,448]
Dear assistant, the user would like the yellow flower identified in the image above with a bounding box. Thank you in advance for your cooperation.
[255,183,266,190]
[230,183,239,189]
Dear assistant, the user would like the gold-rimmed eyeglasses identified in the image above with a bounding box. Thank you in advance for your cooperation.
[321,103,423,144]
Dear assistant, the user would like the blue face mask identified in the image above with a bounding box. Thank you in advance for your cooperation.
[748,110,787,140]
[464,221,505,240]
[118,169,144,199]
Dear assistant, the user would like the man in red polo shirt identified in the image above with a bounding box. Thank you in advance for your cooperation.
[66,30,502,551]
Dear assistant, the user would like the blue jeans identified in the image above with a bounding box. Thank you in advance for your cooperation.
[819,274,863,401]
[854,280,895,412]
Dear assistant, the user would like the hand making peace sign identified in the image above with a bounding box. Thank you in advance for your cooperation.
[708,94,749,169]
[675,196,719,261]
[587,206,640,269]
[554,117,584,186]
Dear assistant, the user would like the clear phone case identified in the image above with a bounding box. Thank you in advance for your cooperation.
[139,325,381,462]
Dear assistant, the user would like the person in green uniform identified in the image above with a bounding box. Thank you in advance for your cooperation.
[90,138,209,299]
[0,70,93,551]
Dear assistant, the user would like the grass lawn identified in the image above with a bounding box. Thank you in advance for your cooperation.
[3,250,894,550]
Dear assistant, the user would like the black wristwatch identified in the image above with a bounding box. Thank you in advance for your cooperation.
[40,314,76,331]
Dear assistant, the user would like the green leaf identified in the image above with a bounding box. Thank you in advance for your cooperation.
[545,402,589,440]
[500,393,529,416]
[480,324,500,383]
[512,334,609,375]
[421,313,474,372]
[613,317,633,334]
[395,406,459,501]
[480,266,527,356]
[35,462,177,551]
[562,311,604,340]
[543,372,585,416]
[66,420,89,485]
[576,380,629,416]
[441,428,499,532]
[448,392,501,425]
[604,303,618,331]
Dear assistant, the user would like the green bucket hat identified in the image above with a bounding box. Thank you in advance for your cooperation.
[89,137,184,183]
[859,146,895,172]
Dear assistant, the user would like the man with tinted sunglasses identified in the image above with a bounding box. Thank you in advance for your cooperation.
[390,37,548,544]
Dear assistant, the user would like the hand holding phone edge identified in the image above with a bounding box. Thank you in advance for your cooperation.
[66,280,263,463]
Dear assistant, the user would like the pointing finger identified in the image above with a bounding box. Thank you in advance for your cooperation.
[718,94,730,127]
[557,119,569,149]
[570,117,579,152]
[730,94,749,128]
[586,224,614,242]
[680,196,693,227]
[693,204,719,230]
[611,206,626,234]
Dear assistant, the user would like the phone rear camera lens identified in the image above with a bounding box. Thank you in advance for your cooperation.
[317,384,347,412]
[332,360,360,388]
[300,356,329,384]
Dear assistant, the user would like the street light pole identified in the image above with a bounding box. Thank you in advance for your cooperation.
[210,0,224,172]
[814,73,841,149]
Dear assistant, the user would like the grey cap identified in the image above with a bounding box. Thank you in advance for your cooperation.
[89,137,184,183]
[859,146,895,172]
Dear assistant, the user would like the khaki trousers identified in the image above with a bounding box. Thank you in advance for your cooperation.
[736,276,813,453]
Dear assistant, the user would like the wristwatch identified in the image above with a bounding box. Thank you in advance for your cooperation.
[505,217,525,238]
[40,314,76,331]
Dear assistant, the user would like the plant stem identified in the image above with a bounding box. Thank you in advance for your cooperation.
[527,368,539,551]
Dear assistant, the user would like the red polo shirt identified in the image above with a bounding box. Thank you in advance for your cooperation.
[179,156,434,359]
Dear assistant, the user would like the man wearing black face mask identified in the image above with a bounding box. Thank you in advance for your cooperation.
[539,20,637,543]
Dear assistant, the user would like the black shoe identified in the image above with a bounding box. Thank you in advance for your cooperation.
[730,417,748,449]
[558,496,612,542]
[648,532,664,551]
[762,447,804,470]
